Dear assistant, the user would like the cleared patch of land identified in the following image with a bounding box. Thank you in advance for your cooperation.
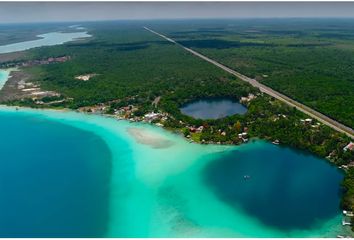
[0,70,33,101]
[75,73,97,81]
[0,69,59,102]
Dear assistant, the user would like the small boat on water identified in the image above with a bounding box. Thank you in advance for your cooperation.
[244,175,251,180]
[272,139,280,145]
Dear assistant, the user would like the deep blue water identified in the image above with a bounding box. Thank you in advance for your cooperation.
[0,113,112,237]
[180,98,247,119]
[204,141,343,230]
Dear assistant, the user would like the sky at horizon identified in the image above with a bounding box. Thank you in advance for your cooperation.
[1,2,354,24]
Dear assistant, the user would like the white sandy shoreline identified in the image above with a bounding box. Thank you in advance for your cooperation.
[0,104,349,237]
[127,127,174,149]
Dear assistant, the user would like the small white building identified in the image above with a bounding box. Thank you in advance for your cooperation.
[305,118,313,124]
[144,112,160,121]
[196,126,204,133]
[238,132,248,142]
[240,93,256,104]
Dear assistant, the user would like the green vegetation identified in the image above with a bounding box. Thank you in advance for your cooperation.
[23,24,238,109]
[1,21,353,228]
[3,21,352,162]
[152,19,354,128]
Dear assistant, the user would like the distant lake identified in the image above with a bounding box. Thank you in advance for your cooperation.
[180,98,247,119]
[0,31,91,54]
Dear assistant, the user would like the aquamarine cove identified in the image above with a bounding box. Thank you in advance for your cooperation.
[0,106,349,237]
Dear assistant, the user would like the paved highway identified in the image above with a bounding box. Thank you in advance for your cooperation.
[144,27,354,139]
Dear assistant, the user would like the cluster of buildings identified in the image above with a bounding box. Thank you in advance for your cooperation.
[299,118,321,129]
[342,210,353,226]
[238,132,249,142]
[78,103,169,124]
[112,104,169,124]
[273,113,287,122]
[113,105,139,120]
[300,118,314,124]
[240,93,256,104]
[343,142,354,152]
[330,142,354,169]
[188,125,204,134]
[1,56,71,68]
[79,104,108,114]
[142,112,169,125]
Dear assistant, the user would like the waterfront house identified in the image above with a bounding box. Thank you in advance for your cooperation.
[343,142,354,152]
[196,126,204,133]
[189,127,197,133]
[144,112,160,122]
[305,118,313,124]
[343,210,354,217]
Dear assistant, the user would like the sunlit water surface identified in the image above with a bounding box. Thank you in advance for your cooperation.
[0,106,349,237]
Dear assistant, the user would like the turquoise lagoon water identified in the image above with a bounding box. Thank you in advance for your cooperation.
[0,70,10,89]
[180,98,247,119]
[0,111,111,237]
[0,31,91,54]
[0,106,349,237]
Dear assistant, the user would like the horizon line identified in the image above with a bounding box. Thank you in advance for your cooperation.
[3,16,354,25]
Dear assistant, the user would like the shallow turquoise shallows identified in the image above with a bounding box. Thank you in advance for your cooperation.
[0,31,91,54]
[0,110,112,237]
[0,106,349,237]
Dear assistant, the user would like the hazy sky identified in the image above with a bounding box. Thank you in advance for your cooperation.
[1,2,354,23]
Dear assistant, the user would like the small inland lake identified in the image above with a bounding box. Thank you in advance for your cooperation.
[180,98,247,119]
[0,106,347,237]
